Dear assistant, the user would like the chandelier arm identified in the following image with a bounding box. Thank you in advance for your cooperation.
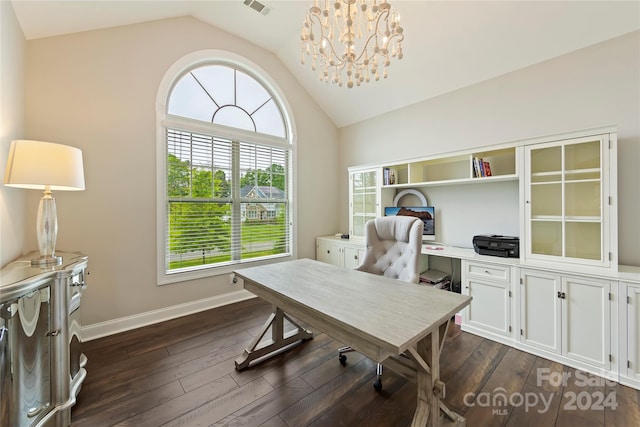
[373,5,390,41]
[306,11,348,67]
[352,32,404,66]
[388,32,404,45]
[305,11,323,44]
[352,5,398,65]
[319,36,349,66]
[351,32,379,64]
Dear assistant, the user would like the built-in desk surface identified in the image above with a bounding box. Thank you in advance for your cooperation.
[422,243,519,265]
[422,243,640,283]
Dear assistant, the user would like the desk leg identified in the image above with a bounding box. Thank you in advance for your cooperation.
[235,307,313,371]
[412,336,433,427]
[410,320,465,427]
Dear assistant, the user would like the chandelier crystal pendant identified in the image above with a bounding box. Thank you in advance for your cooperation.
[300,0,404,88]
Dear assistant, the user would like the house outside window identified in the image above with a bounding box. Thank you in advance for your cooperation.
[156,51,296,284]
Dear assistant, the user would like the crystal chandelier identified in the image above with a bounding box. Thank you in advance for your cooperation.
[300,0,404,88]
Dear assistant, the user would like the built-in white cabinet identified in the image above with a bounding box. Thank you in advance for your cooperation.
[622,283,640,387]
[349,168,380,240]
[316,238,345,267]
[348,146,521,245]
[336,126,638,389]
[316,236,365,269]
[523,133,616,270]
[344,245,367,269]
[461,260,513,344]
[519,269,612,371]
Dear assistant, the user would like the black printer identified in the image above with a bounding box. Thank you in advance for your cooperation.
[473,234,520,258]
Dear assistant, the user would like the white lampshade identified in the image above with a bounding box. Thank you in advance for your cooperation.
[4,140,85,191]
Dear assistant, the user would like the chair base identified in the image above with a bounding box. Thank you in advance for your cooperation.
[338,346,384,391]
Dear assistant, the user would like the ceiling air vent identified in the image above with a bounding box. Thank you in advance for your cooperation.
[243,0,271,16]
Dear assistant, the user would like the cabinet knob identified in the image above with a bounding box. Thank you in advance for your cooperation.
[71,279,87,290]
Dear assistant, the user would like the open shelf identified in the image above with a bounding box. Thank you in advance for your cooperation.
[381,146,518,188]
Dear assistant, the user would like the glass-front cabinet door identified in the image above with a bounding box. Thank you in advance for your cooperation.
[349,168,379,239]
[524,134,614,269]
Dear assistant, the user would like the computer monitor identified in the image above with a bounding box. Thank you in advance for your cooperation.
[384,206,435,241]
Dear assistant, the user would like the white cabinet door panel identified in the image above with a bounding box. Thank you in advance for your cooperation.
[628,285,640,381]
[316,240,331,264]
[520,270,562,354]
[466,279,511,337]
[344,247,367,270]
[562,276,610,369]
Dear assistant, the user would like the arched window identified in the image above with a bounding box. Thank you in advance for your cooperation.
[156,51,295,284]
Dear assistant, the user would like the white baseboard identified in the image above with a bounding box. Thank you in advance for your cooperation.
[81,290,256,341]
[619,375,640,391]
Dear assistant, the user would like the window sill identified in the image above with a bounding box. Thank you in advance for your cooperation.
[157,254,293,286]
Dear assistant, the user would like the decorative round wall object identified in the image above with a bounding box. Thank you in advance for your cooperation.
[393,189,428,207]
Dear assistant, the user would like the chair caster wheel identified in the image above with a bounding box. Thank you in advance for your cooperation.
[339,354,347,366]
[373,378,382,392]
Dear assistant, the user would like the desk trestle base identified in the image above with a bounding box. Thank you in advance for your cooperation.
[235,307,313,371]
[380,319,464,427]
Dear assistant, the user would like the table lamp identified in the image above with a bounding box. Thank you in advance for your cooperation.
[4,140,85,266]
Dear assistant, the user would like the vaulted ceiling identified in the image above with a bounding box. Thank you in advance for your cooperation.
[11,0,640,127]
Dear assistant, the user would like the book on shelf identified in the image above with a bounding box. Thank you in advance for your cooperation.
[473,157,483,177]
[483,161,492,177]
[472,157,492,178]
[383,167,396,185]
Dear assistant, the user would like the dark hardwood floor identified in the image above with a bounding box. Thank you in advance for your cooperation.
[73,298,640,427]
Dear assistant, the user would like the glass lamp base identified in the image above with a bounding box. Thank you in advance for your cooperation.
[31,255,63,267]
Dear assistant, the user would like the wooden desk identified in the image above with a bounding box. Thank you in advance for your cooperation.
[233,258,472,427]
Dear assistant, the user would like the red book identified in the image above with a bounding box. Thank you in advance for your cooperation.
[483,161,492,177]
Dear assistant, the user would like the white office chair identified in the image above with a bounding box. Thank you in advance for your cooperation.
[338,215,424,391]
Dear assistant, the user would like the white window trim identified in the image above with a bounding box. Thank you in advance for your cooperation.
[155,50,297,285]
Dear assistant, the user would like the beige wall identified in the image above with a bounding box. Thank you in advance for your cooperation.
[0,1,26,267]
[339,31,640,267]
[24,17,339,326]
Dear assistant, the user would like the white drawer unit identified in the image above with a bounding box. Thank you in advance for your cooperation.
[466,261,511,283]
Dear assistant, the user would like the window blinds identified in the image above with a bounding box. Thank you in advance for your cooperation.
[166,128,290,272]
